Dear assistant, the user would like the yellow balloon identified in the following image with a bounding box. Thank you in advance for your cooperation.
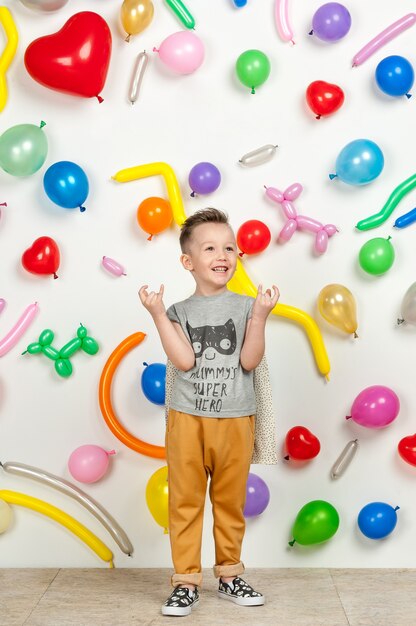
[121,0,154,40]
[318,284,358,337]
[111,162,331,379]
[0,490,114,566]
[0,498,13,533]
[145,465,169,533]
[0,7,19,113]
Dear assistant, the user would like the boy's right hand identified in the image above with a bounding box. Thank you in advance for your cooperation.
[138,284,166,318]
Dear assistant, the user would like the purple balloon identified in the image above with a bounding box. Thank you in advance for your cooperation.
[243,473,270,517]
[347,385,400,429]
[188,162,221,196]
[311,2,351,42]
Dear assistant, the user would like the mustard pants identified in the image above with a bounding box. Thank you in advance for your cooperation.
[166,409,255,588]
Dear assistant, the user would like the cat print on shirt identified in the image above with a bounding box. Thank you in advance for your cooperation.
[186,319,237,360]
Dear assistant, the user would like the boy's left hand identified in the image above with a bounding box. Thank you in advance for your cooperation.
[252,284,280,320]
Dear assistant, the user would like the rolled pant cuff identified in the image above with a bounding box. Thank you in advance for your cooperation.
[213,561,245,579]
[171,572,202,588]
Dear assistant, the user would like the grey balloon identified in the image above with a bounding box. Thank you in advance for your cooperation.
[400,282,416,325]
[1,461,134,555]
[19,0,69,12]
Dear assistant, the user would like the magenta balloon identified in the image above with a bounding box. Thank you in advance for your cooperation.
[350,385,400,428]
[243,472,270,517]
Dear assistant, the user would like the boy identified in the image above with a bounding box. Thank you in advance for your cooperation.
[139,208,279,617]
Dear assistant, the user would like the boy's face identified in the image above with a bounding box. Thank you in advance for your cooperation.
[181,222,238,291]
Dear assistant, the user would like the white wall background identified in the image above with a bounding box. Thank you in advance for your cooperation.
[2,0,416,569]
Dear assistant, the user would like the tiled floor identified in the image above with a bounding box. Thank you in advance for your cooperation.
[1,568,414,626]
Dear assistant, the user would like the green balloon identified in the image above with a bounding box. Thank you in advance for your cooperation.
[81,336,99,355]
[59,337,82,359]
[39,329,54,346]
[0,122,48,177]
[359,236,395,275]
[26,342,42,355]
[42,345,60,361]
[236,49,271,94]
[55,358,73,378]
[290,500,339,546]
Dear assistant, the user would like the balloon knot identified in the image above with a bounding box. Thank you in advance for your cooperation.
[288,539,296,546]
[328,174,337,180]
[107,450,116,456]
[40,121,46,129]
[143,362,148,367]
[0,202,6,206]
[53,273,58,280]
[395,506,400,511]
[147,234,153,241]
[406,93,412,99]
[190,191,196,197]
[397,318,405,325]
[239,251,245,257]
[345,415,351,420]
[353,332,358,339]
[80,205,86,213]
[153,47,159,53]
[96,95,104,104]
[308,30,313,35]
[251,87,256,95]
[283,455,289,461]
[316,115,321,120]
[21,350,27,355]
[125,34,131,43]
[290,39,295,45]
[387,236,392,241]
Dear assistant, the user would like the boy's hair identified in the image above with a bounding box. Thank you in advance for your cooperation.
[179,208,230,252]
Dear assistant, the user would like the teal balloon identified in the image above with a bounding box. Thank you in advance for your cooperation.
[0,123,48,177]
[332,139,384,185]
[236,49,271,94]
[359,237,395,275]
[290,500,339,546]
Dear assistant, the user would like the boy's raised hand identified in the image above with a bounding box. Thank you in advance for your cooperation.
[138,284,166,318]
[252,284,280,320]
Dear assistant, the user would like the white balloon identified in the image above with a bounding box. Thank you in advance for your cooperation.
[20,0,69,12]
[399,282,416,325]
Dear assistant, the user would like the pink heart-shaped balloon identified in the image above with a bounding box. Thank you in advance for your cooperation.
[24,11,112,101]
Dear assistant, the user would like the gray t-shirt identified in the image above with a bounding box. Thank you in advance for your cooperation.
[166,290,256,418]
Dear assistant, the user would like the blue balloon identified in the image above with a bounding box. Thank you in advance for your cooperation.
[43,161,89,212]
[331,139,384,185]
[141,362,166,405]
[358,502,399,539]
[376,55,414,98]
[394,207,416,229]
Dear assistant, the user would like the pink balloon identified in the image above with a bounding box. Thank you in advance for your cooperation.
[347,386,400,429]
[314,230,328,254]
[281,200,297,219]
[68,445,116,483]
[274,0,294,43]
[265,186,284,204]
[0,302,39,357]
[278,219,297,242]
[154,31,205,74]
[296,215,322,233]
[352,13,416,67]
[283,183,303,201]
[324,224,338,236]
[102,256,126,277]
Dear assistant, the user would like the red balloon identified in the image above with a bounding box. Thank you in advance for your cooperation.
[306,80,345,119]
[285,426,321,461]
[237,220,271,256]
[398,434,416,467]
[22,236,61,279]
[24,12,112,101]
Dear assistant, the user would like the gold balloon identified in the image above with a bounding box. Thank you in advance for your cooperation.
[318,284,358,337]
[121,0,154,40]
[145,465,169,533]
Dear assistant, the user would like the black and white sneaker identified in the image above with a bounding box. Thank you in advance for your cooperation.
[218,576,265,606]
[162,585,200,616]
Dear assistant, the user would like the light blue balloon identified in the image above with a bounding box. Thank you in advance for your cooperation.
[331,139,384,186]
[43,161,89,212]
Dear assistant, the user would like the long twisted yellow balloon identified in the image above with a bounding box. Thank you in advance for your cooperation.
[112,162,330,378]
[0,7,18,113]
[0,490,114,567]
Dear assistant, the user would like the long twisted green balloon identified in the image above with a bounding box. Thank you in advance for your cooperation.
[356,173,416,231]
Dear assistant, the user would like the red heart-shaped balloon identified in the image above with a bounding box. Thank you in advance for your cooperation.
[22,236,60,279]
[24,11,112,101]
[398,434,416,466]
[285,426,321,460]
[306,80,345,119]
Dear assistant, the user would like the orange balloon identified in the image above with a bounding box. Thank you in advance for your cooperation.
[99,332,166,459]
[137,196,172,240]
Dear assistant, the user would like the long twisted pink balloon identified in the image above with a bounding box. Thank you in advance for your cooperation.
[352,13,416,67]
